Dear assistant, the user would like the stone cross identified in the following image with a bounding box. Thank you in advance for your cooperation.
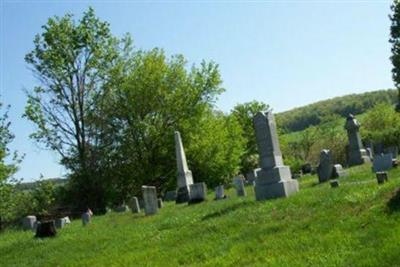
[175,131,194,203]
[142,186,158,215]
[344,114,370,166]
[253,111,299,201]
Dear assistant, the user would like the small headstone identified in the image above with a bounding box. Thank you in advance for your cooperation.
[22,215,37,231]
[163,190,177,202]
[63,216,71,224]
[55,218,67,229]
[376,171,388,184]
[142,186,158,215]
[129,197,140,213]
[82,212,91,226]
[332,164,347,178]
[233,176,246,197]
[114,205,129,213]
[215,185,225,200]
[330,180,339,188]
[373,153,393,172]
[35,220,57,238]
[317,149,333,183]
[157,198,163,209]
[189,183,207,204]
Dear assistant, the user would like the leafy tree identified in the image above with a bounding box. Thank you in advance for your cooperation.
[390,0,400,111]
[24,8,131,212]
[32,179,56,216]
[231,101,268,174]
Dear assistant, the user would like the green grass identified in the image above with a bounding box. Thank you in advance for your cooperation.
[2,164,400,267]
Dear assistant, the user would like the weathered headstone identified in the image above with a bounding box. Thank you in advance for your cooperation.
[175,131,194,203]
[157,198,163,209]
[63,216,71,224]
[317,149,333,183]
[82,212,91,226]
[114,205,129,213]
[22,215,37,231]
[163,190,177,202]
[233,176,246,197]
[35,220,57,238]
[376,171,388,184]
[373,153,393,172]
[189,183,207,204]
[253,111,299,201]
[55,218,67,229]
[344,114,370,166]
[215,185,225,200]
[330,180,339,188]
[332,164,347,178]
[142,186,158,215]
[129,197,140,213]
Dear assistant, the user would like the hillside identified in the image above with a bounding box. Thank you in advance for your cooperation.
[276,89,397,133]
[1,163,400,266]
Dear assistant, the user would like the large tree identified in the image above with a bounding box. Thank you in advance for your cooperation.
[24,8,131,212]
[390,0,400,111]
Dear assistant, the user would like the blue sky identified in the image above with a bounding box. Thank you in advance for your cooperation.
[0,0,394,182]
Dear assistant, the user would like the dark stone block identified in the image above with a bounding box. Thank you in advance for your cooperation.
[35,220,57,238]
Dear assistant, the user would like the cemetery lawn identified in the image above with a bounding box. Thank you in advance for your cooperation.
[2,164,400,267]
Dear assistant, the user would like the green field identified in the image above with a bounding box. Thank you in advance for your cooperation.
[1,164,400,267]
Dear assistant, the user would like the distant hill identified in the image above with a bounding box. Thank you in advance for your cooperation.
[16,178,68,191]
[276,89,397,133]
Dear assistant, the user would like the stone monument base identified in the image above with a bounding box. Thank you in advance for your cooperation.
[176,186,190,204]
[254,166,299,201]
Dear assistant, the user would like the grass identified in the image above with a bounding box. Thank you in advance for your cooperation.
[1,163,400,267]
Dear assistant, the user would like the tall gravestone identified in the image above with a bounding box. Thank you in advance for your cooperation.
[344,114,370,166]
[253,111,299,201]
[317,149,333,183]
[175,131,194,203]
[233,176,246,197]
[142,186,158,215]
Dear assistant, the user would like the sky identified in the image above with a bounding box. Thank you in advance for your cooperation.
[0,0,394,182]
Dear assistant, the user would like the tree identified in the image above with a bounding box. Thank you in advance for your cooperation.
[390,0,400,111]
[24,8,131,212]
[231,101,269,174]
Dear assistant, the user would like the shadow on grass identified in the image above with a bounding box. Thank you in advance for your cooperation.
[386,188,400,214]
[202,201,252,221]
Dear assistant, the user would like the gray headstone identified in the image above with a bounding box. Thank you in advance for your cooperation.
[253,111,299,201]
[129,197,140,213]
[189,182,207,204]
[215,185,225,200]
[332,164,347,178]
[157,198,163,209]
[55,218,66,229]
[317,149,333,183]
[233,176,246,197]
[163,190,177,202]
[376,171,388,184]
[373,153,393,172]
[82,212,91,226]
[142,186,158,215]
[175,131,194,203]
[344,114,371,166]
[22,215,37,231]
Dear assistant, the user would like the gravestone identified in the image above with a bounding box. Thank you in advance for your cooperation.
[330,180,339,188]
[332,164,347,178]
[82,212,91,226]
[163,190,177,202]
[142,186,158,215]
[114,205,129,213]
[373,153,393,172]
[376,171,388,184]
[344,114,370,166]
[55,218,67,229]
[233,176,246,197]
[35,220,57,238]
[63,216,71,224]
[175,131,194,203]
[246,168,260,185]
[22,215,37,231]
[215,185,225,200]
[157,198,163,209]
[189,183,207,204]
[384,146,398,159]
[366,148,374,160]
[129,197,140,213]
[317,149,333,183]
[253,111,299,201]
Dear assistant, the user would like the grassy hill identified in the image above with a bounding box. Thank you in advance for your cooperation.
[1,163,400,266]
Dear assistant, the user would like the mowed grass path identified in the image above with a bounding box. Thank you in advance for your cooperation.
[1,164,400,267]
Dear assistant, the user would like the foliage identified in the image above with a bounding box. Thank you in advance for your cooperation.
[361,103,400,147]
[390,0,400,111]
[231,101,269,174]
[31,179,56,216]
[276,89,397,133]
